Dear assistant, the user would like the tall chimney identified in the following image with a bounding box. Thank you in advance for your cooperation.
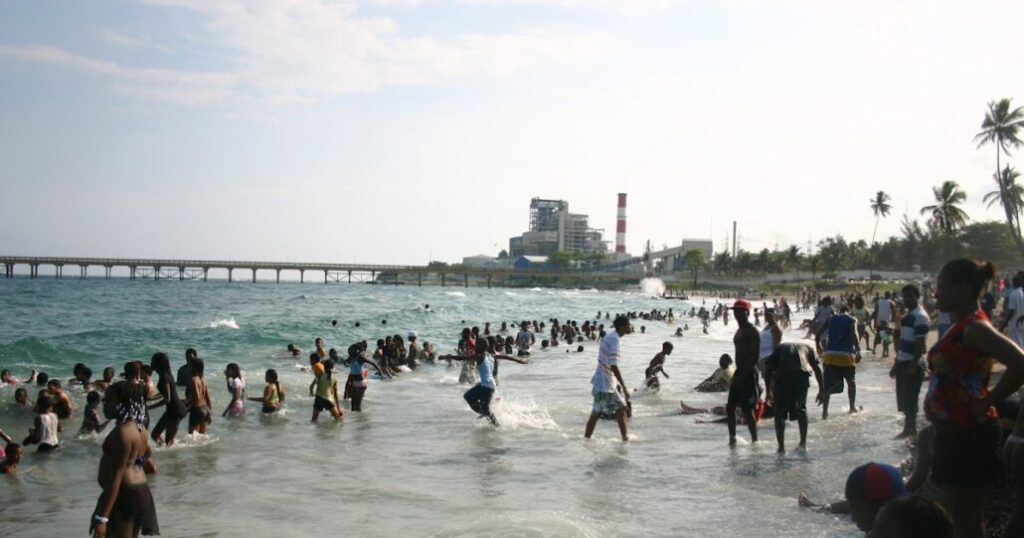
[616,193,627,254]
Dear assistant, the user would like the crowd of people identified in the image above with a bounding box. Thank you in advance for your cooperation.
[4,258,1024,536]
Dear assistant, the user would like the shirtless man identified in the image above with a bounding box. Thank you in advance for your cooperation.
[726,299,761,446]
[91,365,159,538]
[186,358,213,435]
[643,342,673,391]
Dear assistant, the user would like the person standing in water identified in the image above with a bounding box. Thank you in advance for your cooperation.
[439,338,528,426]
[584,315,632,441]
[221,363,246,418]
[186,358,213,435]
[311,359,343,422]
[344,342,385,412]
[763,342,823,453]
[643,342,673,391]
[892,285,929,439]
[90,364,159,538]
[758,310,783,371]
[818,305,861,419]
[149,352,186,447]
[726,299,760,447]
[248,369,285,414]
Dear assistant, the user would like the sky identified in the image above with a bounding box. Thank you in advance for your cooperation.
[2,0,1023,265]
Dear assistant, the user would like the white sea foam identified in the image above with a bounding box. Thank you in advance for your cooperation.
[444,291,466,297]
[639,277,666,297]
[208,318,240,329]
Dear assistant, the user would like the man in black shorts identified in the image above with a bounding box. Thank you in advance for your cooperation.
[764,342,824,453]
[726,299,761,447]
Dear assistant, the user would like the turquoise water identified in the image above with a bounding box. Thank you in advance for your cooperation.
[0,279,910,537]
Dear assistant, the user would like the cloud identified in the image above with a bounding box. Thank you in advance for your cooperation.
[1,0,610,106]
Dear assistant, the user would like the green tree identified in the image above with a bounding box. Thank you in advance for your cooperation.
[683,249,705,287]
[920,180,969,234]
[785,245,802,280]
[984,165,1024,242]
[869,190,892,279]
[976,98,1024,259]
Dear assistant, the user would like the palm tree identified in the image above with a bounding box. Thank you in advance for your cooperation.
[920,180,969,234]
[976,98,1024,258]
[785,245,801,280]
[869,190,892,279]
[683,249,705,288]
[984,165,1024,239]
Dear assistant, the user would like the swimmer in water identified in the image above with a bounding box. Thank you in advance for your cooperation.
[343,342,385,412]
[186,358,213,435]
[439,339,528,426]
[79,390,109,435]
[0,443,22,474]
[149,352,185,447]
[221,363,246,418]
[674,328,683,337]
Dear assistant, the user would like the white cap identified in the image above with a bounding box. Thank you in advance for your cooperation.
[407,331,418,339]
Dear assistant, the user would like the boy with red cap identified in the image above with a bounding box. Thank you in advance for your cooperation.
[726,299,761,446]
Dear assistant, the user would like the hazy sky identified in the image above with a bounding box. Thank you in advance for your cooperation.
[2,0,1023,265]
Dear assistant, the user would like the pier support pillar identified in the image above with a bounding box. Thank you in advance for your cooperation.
[31,264,38,279]
[80,265,87,279]
[180,267,185,281]
[418,273,422,287]
[129,266,136,281]
[325,270,328,284]
[55,264,63,279]
[487,275,491,289]
[464,274,468,288]
[105,266,112,279]
[154,267,161,281]
[347,271,352,284]
[203,268,208,282]
[4,264,10,278]
[228,268,233,283]
[252,268,257,283]
[299,270,304,284]
[276,269,280,283]
[371,271,376,284]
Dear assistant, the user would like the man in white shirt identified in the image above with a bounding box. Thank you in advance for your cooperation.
[584,315,632,441]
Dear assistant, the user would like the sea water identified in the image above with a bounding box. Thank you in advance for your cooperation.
[0,279,910,537]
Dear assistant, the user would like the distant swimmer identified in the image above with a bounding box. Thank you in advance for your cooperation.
[674,328,683,337]
[643,342,673,392]
[286,344,302,358]
[515,322,535,356]
[331,319,338,328]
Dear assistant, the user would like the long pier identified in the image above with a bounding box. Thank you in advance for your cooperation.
[0,255,641,288]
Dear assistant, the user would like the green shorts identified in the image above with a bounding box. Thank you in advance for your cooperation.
[592,389,626,419]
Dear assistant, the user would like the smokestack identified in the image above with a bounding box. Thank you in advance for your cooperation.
[732,221,737,257]
[616,193,627,254]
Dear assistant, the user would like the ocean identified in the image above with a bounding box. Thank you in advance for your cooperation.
[0,279,910,537]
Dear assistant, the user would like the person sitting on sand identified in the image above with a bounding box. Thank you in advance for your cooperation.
[643,342,673,392]
[695,354,735,392]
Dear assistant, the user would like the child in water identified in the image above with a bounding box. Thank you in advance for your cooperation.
[248,369,285,414]
[222,363,246,418]
[644,342,673,391]
[79,391,109,435]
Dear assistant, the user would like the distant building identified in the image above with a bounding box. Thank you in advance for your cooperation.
[462,255,499,268]
[513,255,551,270]
[508,198,609,258]
[647,238,715,273]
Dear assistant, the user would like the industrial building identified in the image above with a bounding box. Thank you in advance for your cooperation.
[508,198,609,258]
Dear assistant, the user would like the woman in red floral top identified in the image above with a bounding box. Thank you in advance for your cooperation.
[927,258,1024,538]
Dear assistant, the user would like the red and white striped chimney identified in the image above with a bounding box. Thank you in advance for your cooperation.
[615,193,627,254]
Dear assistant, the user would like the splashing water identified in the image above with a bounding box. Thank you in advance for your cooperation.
[639,277,666,298]
[208,318,240,329]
